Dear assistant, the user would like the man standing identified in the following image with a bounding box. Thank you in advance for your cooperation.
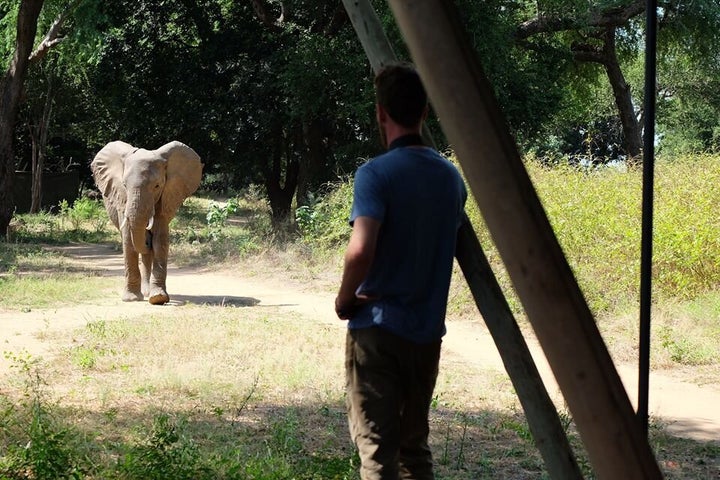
[335,63,467,479]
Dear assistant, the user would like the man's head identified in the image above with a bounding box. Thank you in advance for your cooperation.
[374,63,428,130]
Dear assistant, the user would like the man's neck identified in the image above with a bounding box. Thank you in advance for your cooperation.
[384,127,423,149]
[388,133,425,150]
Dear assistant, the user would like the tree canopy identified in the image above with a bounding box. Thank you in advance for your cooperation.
[1,0,719,235]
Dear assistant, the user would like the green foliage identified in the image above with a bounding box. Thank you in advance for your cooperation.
[8,196,111,244]
[657,325,718,365]
[296,179,354,249]
[118,414,213,480]
[520,156,720,312]
[0,355,84,480]
[59,197,107,233]
[205,198,239,241]
[171,195,267,263]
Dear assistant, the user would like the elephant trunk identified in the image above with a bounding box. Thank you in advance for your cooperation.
[130,222,153,255]
[125,190,154,255]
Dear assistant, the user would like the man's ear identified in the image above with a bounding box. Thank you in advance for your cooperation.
[376,103,388,124]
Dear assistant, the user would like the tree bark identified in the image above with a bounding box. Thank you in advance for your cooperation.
[600,29,642,158]
[264,127,299,228]
[0,0,45,238]
[572,28,642,158]
[29,76,53,213]
[295,118,329,208]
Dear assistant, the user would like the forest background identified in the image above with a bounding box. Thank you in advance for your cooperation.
[1,0,720,235]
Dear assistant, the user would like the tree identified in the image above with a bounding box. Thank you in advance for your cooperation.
[0,0,44,237]
[514,0,645,159]
[0,0,84,237]
[511,0,720,161]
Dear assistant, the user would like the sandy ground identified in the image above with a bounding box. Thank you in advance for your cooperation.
[0,242,718,445]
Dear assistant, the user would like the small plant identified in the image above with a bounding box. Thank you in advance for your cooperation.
[118,413,212,480]
[205,198,240,241]
[657,325,716,365]
[296,180,353,248]
[59,197,107,233]
[0,355,84,479]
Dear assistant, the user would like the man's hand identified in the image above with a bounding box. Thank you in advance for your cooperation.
[335,295,360,320]
[335,293,376,320]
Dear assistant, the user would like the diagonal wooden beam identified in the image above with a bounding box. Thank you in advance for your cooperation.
[385,0,662,478]
[342,1,584,478]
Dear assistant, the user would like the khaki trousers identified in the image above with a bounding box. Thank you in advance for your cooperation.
[345,327,441,480]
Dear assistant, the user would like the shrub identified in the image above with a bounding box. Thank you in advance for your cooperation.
[59,197,108,234]
[296,179,354,249]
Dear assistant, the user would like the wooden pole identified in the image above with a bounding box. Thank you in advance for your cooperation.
[342,1,583,478]
[385,1,663,478]
[456,216,583,479]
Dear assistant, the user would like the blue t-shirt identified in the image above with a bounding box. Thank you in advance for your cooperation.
[348,145,467,344]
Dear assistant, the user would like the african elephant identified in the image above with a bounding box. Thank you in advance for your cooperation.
[91,141,203,305]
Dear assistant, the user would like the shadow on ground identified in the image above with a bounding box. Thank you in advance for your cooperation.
[169,295,260,307]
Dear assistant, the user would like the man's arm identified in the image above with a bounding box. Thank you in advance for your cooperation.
[335,216,381,319]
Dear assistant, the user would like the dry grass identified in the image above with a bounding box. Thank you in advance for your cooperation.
[1,275,717,478]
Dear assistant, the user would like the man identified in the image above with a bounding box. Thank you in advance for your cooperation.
[335,63,467,479]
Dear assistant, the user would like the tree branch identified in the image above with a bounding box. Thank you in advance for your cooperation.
[571,43,605,64]
[28,0,83,63]
[251,0,284,30]
[516,0,645,39]
[323,3,347,36]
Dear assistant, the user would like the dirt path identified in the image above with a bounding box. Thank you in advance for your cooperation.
[1,243,718,444]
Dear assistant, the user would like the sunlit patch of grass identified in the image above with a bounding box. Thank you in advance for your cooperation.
[0,273,115,309]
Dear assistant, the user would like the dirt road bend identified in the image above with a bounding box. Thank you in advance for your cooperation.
[1,243,718,444]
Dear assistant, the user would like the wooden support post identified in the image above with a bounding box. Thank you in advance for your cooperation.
[342,1,584,478]
[386,0,663,478]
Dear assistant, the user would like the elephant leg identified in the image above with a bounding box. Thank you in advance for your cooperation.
[147,221,170,305]
[122,231,143,302]
[140,249,153,297]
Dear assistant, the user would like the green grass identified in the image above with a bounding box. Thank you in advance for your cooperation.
[0,274,115,309]
[1,306,716,479]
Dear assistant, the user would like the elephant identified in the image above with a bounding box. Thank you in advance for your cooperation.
[91,141,203,305]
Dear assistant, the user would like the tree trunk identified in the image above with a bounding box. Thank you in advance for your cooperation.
[30,127,43,213]
[601,28,642,159]
[29,78,53,213]
[573,28,643,159]
[0,0,45,238]
[264,128,299,229]
[295,118,329,208]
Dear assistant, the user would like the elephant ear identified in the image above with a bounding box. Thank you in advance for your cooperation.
[155,141,203,218]
[91,141,137,223]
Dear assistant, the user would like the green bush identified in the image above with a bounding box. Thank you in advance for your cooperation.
[296,179,354,249]
[525,156,720,310]
[310,155,720,314]
[0,356,85,480]
[118,414,213,480]
[59,197,108,234]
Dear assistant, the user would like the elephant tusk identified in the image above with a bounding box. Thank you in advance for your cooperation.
[120,217,127,231]
[146,216,154,230]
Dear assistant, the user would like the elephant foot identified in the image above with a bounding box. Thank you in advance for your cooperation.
[148,287,170,305]
[122,289,144,302]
